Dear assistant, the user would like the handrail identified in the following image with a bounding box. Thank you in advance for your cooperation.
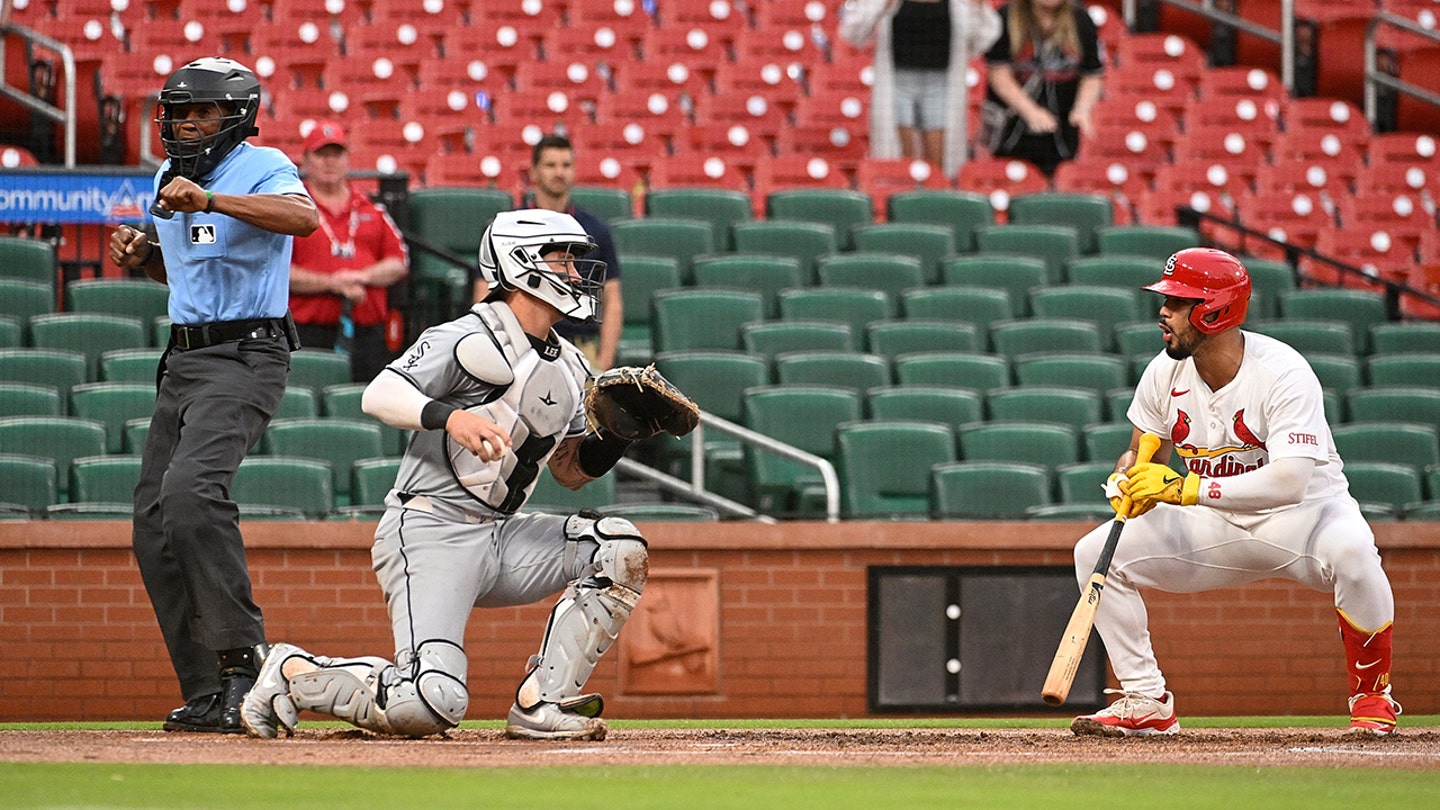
[613,457,776,524]
[1125,0,1296,90]
[686,411,841,524]
[1365,11,1440,126]
[0,20,77,166]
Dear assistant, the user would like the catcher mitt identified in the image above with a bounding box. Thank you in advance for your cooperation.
[584,365,700,442]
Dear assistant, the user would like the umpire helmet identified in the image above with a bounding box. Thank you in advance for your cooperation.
[1143,248,1252,334]
[478,209,606,323]
[155,57,261,181]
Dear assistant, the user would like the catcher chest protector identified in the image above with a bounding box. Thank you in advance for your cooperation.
[517,514,649,709]
[1143,248,1252,334]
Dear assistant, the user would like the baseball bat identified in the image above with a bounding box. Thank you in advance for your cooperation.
[1041,432,1162,706]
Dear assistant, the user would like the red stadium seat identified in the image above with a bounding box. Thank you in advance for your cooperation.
[0,144,40,168]
[1087,122,1172,184]
[1282,97,1370,141]
[1337,193,1440,259]
[323,56,410,120]
[572,148,652,191]
[365,0,468,39]
[1113,32,1207,89]
[1051,157,1146,224]
[1309,230,1410,291]
[660,0,750,38]
[751,154,853,198]
[647,153,751,195]
[1366,132,1439,166]
[1235,190,1336,258]
[251,24,341,90]
[734,26,828,64]
[594,90,692,142]
[855,158,952,214]
[342,23,432,84]
[1354,164,1439,217]
[1134,188,1237,232]
[542,26,635,63]
[641,24,733,67]
[755,1,833,28]
[692,93,789,144]
[677,124,772,168]
[772,124,869,166]
[1172,124,1271,166]
[489,90,581,127]
[956,157,1050,220]
[568,0,656,40]
[1197,66,1288,110]
[1104,67,1196,118]
[1397,263,1440,321]
[611,59,712,98]
[439,20,539,80]
[1183,95,1281,138]
[424,150,510,189]
[513,60,611,106]
[714,58,807,114]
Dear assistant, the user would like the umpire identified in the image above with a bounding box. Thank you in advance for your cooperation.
[109,57,318,733]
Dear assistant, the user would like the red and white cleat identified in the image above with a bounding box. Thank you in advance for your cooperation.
[1346,691,1401,737]
[1071,689,1180,737]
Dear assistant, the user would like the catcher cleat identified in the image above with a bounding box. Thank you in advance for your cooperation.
[240,643,308,738]
[1346,691,1401,737]
[504,698,608,741]
[162,692,224,733]
[1071,689,1180,737]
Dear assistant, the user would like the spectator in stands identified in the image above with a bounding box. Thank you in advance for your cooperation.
[473,133,622,370]
[981,0,1105,176]
[839,0,1002,178]
[289,121,410,383]
[109,57,317,734]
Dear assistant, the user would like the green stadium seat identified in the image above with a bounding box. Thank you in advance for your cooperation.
[406,187,515,279]
[816,253,926,302]
[617,255,683,366]
[0,316,20,349]
[894,351,1010,393]
[287,349,355,394]
[1024,503,1117,521]
[957,420,1080,471]
[123,417,150,454]
[275,387,319,419]
[651,350,769,498]
[1064,255,1158,289]
[887,190,994,252]
[987,385,1103,433]
[646,188,753,250]
[611,217,716,282]
[1249,320,1356,356]
[901,287,1014,337]
[1114,323,1163,360]
[0,348,88,401]
[69,382,156,453]
[1331,422,1439,472]
[778,287,893,337]
[930,461,1051,519]
[0,236,57,294]
[741,321,854,364]
[1369,322,1440,355]
[766,188,874,249]
[851,222,957,284]
[938,255,1048,317]
[742,384,862,516]
[0,279,54,334]
[1095,225,1201,260]
[263,418,386,499]
[1082,421,1136,461]
[0,382,62,417]
[1056,460,1119,504]
[866,385,984,426]
[30,313,147,380]
[1008,192,1114,254]
[1404,501,1440,521]
[69,455,142,504]
[99,348,163,383]
[1306,353,1363,397]
[0,452,58,513]
[1238,257,1296,320]
[1345,387,1440,425]
[604,503,721,522]
[1344,461,1423,513]
[0,416,106,494]
[974,224,1080,285]
[64,279,171,328]
[1365,354,1440,388]
[570,186,634,224]
[1028,287,1144,351]
[652,288,765,352]
[774,351,891,395]
[836,420,956,518]
[526,465,618,515]
[989,318,1104,360]
[1105,387,1135,422]
[865,320,980,360]
[1279,289,1390,354]
[1014,352,1129,394]
[347,456,402,515]
[692,254,804,319]
[731,220,839,285]
[232,456,335,519]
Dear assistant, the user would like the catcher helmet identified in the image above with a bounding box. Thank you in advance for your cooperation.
[1143,248,1252,334]
[478,209,606,322]
[155,57,261,181]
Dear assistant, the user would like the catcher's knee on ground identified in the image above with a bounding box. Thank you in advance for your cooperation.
[288,640,469,737]
[518,514,648,708]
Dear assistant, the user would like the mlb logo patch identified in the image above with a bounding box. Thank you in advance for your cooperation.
[190,224,217,244]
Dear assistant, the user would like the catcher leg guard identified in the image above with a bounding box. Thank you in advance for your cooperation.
[241,642,318,738]
[288,640,469,738]
[508,516,646,740]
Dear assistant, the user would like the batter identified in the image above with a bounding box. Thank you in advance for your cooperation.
[240,210,647,740]
[1071,248,1400,737]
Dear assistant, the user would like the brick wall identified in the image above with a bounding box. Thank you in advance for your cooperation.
[2,520,1435,722]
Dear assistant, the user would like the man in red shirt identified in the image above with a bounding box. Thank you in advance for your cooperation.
[290,121,409,382]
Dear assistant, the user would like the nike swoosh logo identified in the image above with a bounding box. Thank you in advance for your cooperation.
[1356,660,1382,670]
[1171,388,1190,397]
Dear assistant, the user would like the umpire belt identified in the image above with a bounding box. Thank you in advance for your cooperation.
[172,318,287,351]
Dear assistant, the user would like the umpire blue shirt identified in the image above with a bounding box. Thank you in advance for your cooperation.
[153,141,309,325]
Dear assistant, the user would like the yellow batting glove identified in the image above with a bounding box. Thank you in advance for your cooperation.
[1102,472,1157,519]
[1125,462,1201,507]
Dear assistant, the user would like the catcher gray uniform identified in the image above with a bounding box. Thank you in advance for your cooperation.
[241,210,647,740]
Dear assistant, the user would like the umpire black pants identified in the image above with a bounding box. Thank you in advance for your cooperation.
[132,336,288,701]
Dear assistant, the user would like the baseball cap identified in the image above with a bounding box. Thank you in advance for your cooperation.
[304,120,348,153]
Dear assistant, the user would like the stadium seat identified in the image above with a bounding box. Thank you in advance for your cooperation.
[893,351,1010,394]
[0,453,58,514]
[1248,320,1356,356]
[850,223,957,285]
[1007,192,1115,255]
[1366,354,1440,388]
[651,350,768,494]
[1082,421,1136,462]
[612,217,717,283]
[930,461,1052,520]
[990,319,1104,360]
[263,418,386,500]
[1277,289,1390,354]
[0,280,53,333]
[645,188,754,251]
[887,190,994,252]
[957,421,1080,471]
[569,186,634,224]
[742,384,862,517]
[987,386,1104,433]
[1331,422,1440,473]
[345,456,403,516]
[321,384,406,456]
[0,416,107,494]
[866,384,984,426]
[973,224,1080,285]
[956,158,1050,219]
[1239,257,1298,320]
[69,382,156,454]
[853,158,950,213]
[766,189,875,249]
[816,253,926,303]
[1014,353,1128,394]
[1028,287,1144,350]
[232,457,334,520]
[1064,255,1159,290]
[526,465,618,516]
[99,348,163,383]
[1344,461,1424,515]
[287,350,353,395]
[731,221,839,285]
[1346,387,1440,426]
[1055,460,1120,504]
[0,382,62,418]
[837,420,956,519]
[30,313,147,380]
[865,321,980,361]
[407,187,516,278]
[1370,322,1440,355]
[741,321,855,365]
[69,455,142,504]
[692,254,803,319]
[938,256,1048,317]
[774,351,891,396]
[0,317,18,350]
[1095,225,1202,260]
[901,287,1014,337]
[1050,156,1145,224]
[778,288,893,338]
[0,236,58,295]
[652,289,764,352]
[1306,354,1363,399]
[0,348,88,402]
[617,256,683,365]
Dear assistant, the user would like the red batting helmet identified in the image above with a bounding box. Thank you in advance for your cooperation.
[1143,248,1252,334]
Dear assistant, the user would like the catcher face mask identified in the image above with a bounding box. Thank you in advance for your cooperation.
[480,210,605,322]
[525,243,606,323]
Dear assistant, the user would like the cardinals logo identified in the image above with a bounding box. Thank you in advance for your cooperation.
[1232,409,1266,450]
[1171,409,1192,445]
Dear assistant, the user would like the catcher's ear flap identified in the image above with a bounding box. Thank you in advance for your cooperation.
[455,333,515,386]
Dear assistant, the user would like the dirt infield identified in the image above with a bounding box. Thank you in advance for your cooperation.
[4,727,1439,769]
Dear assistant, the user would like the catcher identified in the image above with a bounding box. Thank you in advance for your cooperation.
[241,209,697,741]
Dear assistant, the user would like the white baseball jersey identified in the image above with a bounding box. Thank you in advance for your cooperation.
[1128,330,1350,509]
[382,301,590,515]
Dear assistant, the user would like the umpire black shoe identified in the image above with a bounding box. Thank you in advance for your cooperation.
[162,692,224,732]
